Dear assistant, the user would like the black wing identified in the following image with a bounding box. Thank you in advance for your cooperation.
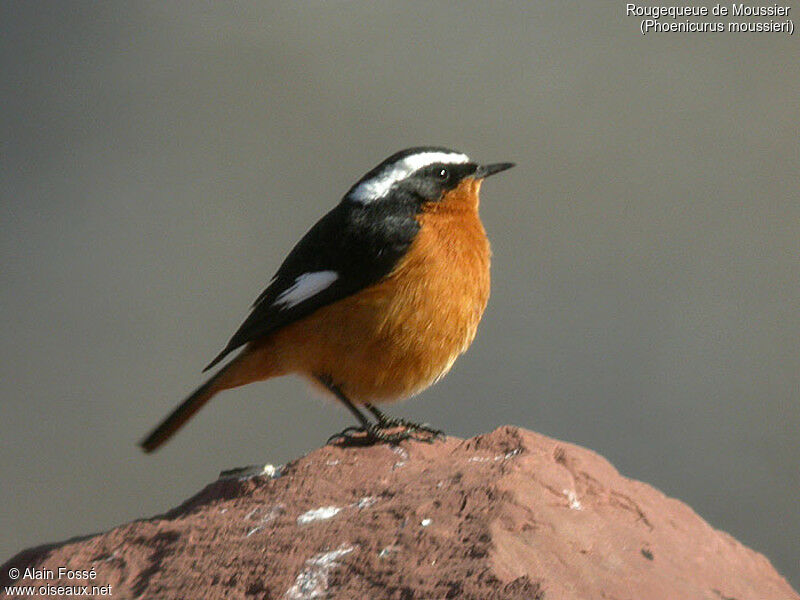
[203,199,419,371]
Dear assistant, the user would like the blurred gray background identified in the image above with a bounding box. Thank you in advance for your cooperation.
[2,1,798,587]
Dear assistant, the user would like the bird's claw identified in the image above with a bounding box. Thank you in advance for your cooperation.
[377,418,444,439]
[327,423,442,447]
[367,406,445,439]
[326,426,366,445]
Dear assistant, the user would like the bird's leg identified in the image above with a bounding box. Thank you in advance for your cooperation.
[365,404,444,440]
[315,375,416,445]
[316,375,373,429]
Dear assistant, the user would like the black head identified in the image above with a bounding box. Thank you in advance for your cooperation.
[345,147,514,206]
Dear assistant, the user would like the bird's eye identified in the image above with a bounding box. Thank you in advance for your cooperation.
[437,168,449,181]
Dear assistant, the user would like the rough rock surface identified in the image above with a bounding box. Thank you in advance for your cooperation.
[2,426,797,599]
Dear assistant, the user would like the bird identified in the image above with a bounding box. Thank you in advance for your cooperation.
[140,147,514,452]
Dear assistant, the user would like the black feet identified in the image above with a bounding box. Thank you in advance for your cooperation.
[366,404,445,439]
[326,423,417,446]
[327,421,442,446]
[326,406,444,446]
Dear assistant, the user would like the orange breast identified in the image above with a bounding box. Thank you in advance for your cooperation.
[254,178,491,403]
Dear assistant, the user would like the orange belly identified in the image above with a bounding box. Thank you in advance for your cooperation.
[249,206,491,403]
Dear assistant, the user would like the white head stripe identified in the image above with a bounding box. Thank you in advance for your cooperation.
[350,151,470,203]
[274,271,339,309]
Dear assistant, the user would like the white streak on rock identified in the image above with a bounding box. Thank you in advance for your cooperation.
[378,545,400,558]
[297,506,342,525]
[564,489,583,510]
[356,497,377,510]
[392,446,409,470]
[246,526,263,537]
[283,545,355,599]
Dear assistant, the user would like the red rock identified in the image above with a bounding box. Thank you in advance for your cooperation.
[2,427,797,599]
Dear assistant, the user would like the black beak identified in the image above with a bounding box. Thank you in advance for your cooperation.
[474,162,515,179]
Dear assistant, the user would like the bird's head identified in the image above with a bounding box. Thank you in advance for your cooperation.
[346,147,514,212]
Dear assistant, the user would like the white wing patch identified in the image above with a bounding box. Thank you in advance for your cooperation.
[273,271,339,309]
[350,151,470,203]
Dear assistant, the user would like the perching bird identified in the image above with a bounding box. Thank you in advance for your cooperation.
[140,147,514,452]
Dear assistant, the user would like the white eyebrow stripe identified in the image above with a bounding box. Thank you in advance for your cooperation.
[273,271,339,309]
[350,151,470,203]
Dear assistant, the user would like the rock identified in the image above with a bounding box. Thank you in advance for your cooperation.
[2,426,797,599]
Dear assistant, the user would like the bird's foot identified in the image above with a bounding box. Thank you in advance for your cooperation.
[327,423,440,447]
[367,406,445,440]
